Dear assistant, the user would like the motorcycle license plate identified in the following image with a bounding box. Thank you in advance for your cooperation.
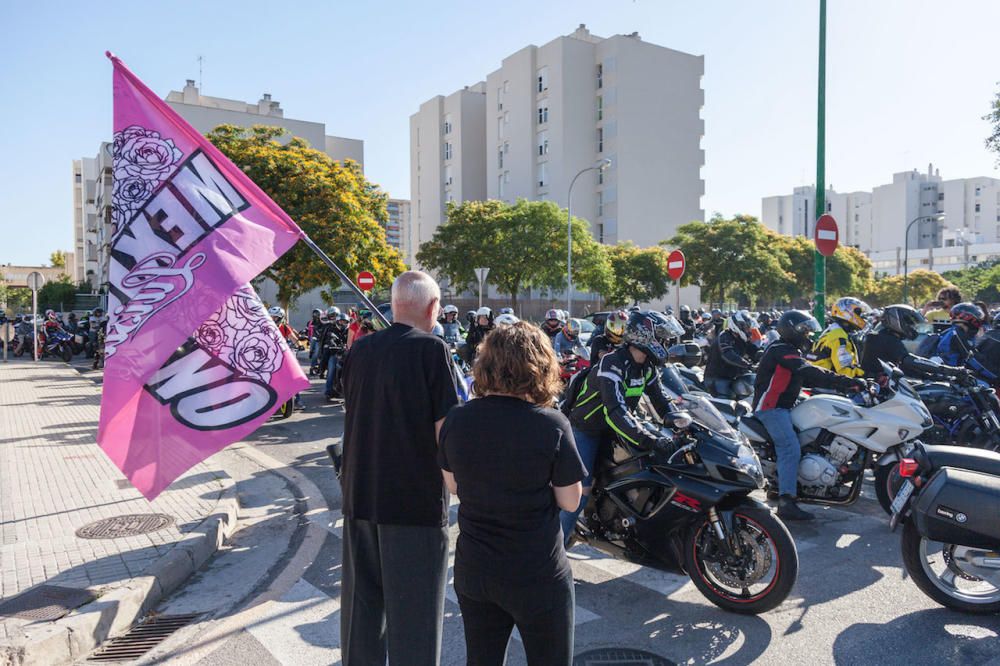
[890,479,914,515]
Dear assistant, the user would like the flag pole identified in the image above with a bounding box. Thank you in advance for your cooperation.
[299,235,391,327]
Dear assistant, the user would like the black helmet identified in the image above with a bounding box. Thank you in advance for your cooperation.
[623,310,673,366]
[776,310,821,351]
[880,305,926,340]
[950,302,986,330]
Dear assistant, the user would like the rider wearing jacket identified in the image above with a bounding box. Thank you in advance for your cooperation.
[753,310,867,521]
[553,318,583,356]
[540,308,564,343]
[807,297,870,378]
[934,303,985,367]
[860,305,971,382]
[588,310,627,365]
[704,310,758,397]
[440,305,466,346]
[560,311,681,544]
[464,307,494,362]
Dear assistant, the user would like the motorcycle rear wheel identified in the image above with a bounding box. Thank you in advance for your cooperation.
[900,519,1000,614]
[683,506,797,614]
[61,345,73,362]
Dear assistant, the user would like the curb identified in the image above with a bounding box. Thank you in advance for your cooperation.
[0,473,240,666]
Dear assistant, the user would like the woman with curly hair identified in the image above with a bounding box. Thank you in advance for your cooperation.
[438,321,585,666]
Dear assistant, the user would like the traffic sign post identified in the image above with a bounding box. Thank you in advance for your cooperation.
[0,322,12,363]
[667,250,685,315]
[474,267,489,309]
[813,0,827,327]
[356,271,375,292]
[27,271,44,362]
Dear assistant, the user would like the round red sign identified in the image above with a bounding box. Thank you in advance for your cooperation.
[814,214,839,257]
[667,250,685,281]
[357,271,375,291]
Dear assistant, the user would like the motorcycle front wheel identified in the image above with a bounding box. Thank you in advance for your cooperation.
[874,462,906,515]
[683,506,797,614]
[61,345,73,362]
[901,519,1000,614]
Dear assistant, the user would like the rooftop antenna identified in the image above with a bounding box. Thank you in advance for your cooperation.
[197,55,204,90]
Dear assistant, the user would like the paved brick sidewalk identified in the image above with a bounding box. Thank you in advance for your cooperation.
[0,359,237,662]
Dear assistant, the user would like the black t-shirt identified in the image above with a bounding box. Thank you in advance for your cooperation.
[341,323,458,526]
[860,331,909,377]
[438,396,586,582]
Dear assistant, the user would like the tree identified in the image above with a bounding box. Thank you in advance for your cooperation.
[49,251,67,269]
[667,215,791,308]
[866,269,956,307]
[985,83,1000,167]
[417,199,611,308]
[206,125,405,309]
[37,274,77,311]
[604,243,672,307]
[778,235,874,304]
[943,259,1000,303]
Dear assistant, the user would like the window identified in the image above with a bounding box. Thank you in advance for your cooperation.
[443,114,452,135]
[597,223,605,243]
[597,191,604,216]
[444,165,453,186]
[976,186,982,196]
[497,87,503,111]
[597,63,603,89]
[538,162,548,188]
[597,169,604,185]
[497,116,503,138]
[75,173,82,183]
[597,95,603,121]
[854,213,859,221]
[497,148,503,168]
[976,202,982,213]
[503,80,510,93]
[938,192,945,201]
[444,142,453,160]
[597,127,603,152]
[537,106,548,125]
[498,174,504,198]
[536,66,548,93]
[537,130,548,156]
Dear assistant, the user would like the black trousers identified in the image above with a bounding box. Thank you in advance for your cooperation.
[340,518,449,665]
[455,569,575,666]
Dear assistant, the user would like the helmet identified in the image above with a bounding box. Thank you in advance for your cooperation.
[563,318,582,339]
[476,306,492,318]
[727,310,756,342]
[679,304,691,314]
[268,306,285,320]
[495,313,519,326]
[830,297,871,331]
[665,305,674,315]
[950,302,986,330]
[623,310,673,366]
[758,312,772,326]
[312,308,322,316]
[604,310,628,343]
[336,312,350,323]
[776,310,822,351]
[443,304,459,315]
[544,308,562,322]
[358,309,373,320]
[710,308,722,319]
[880,305,927,341]
[327,306,341,318]
[46,310,57,322]
[499,307,514,315]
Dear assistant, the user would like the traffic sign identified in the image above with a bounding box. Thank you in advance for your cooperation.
[26,271,45,292]
[667,250,686,281]
[814,214,839,257]
[356,271,375,291]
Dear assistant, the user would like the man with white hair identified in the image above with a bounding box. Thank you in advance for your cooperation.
[339,270,458,665]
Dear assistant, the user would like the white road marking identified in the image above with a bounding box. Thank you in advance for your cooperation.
[245,578,341,666]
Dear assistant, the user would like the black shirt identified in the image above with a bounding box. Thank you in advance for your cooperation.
[859,330,909,377]
[341,323,459,527]
[438,396,585,582]
[705,329,754,379]
[588,333,617,365]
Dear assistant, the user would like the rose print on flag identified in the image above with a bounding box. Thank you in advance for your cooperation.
[111,125,183,230]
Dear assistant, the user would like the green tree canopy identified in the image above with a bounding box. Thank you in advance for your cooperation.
[206,125,405,308]
[942,259,1000,303]
[778,235,874,304]
[604,242,673,307]
[985,83,1000,167]
[37,274,76,311]
[416,199,611,308]
[49,251,67,269]
[865,269,957,307]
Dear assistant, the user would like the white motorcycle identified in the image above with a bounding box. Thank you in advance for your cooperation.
[739,362,932,513]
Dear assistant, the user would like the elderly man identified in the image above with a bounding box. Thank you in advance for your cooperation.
[339,270,458,665]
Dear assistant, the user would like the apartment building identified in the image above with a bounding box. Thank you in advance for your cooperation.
[386,198,411,263]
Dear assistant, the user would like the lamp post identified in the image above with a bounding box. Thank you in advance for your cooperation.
[902,213,945,304]
[567,158,611,316]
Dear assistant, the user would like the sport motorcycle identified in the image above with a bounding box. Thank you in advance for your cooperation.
[569,409,797,614]
[739,362,930,514]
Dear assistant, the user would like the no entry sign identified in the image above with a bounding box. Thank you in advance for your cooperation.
[667,250,685,281]
[814,214,839,257]
[357,271,375,291]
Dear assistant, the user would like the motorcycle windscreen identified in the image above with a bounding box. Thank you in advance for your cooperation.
[912,467,1000,548]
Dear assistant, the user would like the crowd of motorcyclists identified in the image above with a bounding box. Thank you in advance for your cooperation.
[1,307,107,366]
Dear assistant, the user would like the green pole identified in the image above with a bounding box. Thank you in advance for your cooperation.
[813,0,827,327]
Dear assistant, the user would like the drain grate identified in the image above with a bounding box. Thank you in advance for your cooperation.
[574,647,677,666]
[76,514,174,539]
[88,613,200,662]
[0,584,96,621]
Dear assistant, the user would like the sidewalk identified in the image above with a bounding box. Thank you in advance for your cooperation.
[0,359,238,665]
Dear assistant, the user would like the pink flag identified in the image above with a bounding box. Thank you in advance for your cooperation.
[99,53,310,499]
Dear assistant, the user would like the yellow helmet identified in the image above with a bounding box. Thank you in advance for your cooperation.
[830,297,871,331]
[604,310,628,343]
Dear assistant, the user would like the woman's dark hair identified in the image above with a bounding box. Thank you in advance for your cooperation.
[937,287,963,305]
[473,321,562,406]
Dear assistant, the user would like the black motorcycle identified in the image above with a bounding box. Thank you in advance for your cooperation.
[913,378,1000,451]
[889,443,1000,613]
[570,415,797,614]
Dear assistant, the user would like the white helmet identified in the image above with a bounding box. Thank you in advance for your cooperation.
[495,313,519,327]
[476,306,492,317]
[443,305,459,314]
[268,306,285,320]
[327,306,341,317]
[727,310,755,342]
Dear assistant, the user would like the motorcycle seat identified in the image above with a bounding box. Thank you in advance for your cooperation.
[740,415,771,442]
[922,444,1000,477]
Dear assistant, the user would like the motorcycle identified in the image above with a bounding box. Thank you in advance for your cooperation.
[739,361,930,513]
[569,412,798,614]
[888,442,1000,613]
[912,377,1000,451]
[12,321,34,357]
[559,343,591,384]
[41,328,74,362]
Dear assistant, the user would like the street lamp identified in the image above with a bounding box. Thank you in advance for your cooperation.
[567,158,612,316]
[902,213,945,304]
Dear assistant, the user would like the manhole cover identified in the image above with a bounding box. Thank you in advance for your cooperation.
[76,514,175,539]
[0,584,96,621]
[574,648,676,666]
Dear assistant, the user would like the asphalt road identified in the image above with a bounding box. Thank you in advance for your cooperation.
[63,355,1000,665]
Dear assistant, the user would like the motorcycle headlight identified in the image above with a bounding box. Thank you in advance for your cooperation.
[732,443,764,488]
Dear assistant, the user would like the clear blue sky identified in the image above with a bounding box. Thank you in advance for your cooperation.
[2,0,998,266]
